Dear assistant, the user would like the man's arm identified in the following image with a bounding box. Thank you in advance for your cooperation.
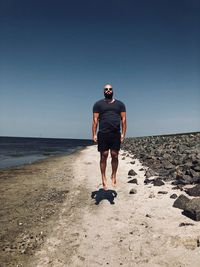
[92,112,99,142]
[120,112,127,142]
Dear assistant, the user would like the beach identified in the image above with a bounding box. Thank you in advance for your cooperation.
[1,145,200,267]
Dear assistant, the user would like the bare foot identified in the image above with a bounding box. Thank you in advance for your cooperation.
[102,182,108,190]
[111,175,117,188]
[102,177,108,190]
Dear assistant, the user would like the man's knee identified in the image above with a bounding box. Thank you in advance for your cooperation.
[111,150,119,160]
[100,151,109,161]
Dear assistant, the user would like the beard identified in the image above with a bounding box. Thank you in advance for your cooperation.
[104,92,113,99]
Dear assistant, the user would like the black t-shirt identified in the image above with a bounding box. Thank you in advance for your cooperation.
[93,99,126,133]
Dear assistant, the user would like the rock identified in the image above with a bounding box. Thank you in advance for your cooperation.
[182,175,193,184]
[121,133,200,188]
[122,157,125,160]
[191,165,200,172]
[184,198,200,221]
[139,168,144,171]
[144,178,153,185]
[171,184,184,190]
[190,169,200,178]
[149,192,155,198]
[193,177,200,184]
[130,161,135,164]
[153,178,165,186]
[186,184,200,197]
[128,178,138,184]
[173,194,190,210]
[129,188,137,194]
[163,161,175,170]
[145,214,151,218]
[179,222,194,227]
[128,169,137,176]
[170,194,178,199]
[145,169,158,178]
[158,191,168,194]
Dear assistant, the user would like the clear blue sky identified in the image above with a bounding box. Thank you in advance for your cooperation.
[0,0,199,139]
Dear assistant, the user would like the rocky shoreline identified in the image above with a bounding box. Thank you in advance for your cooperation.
[122,132,200,221]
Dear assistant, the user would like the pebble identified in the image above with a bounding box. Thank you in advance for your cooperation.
[129,188,137,194]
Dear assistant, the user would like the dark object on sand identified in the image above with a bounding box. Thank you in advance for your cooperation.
[128,178,138,184]
[129,188,137,194]
[185,184,200,197]
[153,178,165,186]
[183,198,200,221]
[173,194,190,210]
[170,194,178,199]
[158,191,168,194]
[128,169,137,176]
[179,222,194,227]
[91,189,117,205]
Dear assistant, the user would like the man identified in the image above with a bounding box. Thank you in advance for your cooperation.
[92,83,127,190]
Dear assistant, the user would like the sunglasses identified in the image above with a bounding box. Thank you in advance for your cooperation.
[104,87,113,92]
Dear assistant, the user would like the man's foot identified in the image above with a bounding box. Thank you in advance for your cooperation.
[102,177,108,190]
[102,182,108,190]
[111,175,117,188]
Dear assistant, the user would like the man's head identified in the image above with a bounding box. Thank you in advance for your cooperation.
[104,83,113,99]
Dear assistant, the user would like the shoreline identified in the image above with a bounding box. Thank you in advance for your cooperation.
[1,144,200,266]
[0,147,89,266]
[0,146,93,171]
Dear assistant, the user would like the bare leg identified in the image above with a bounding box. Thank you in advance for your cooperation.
[100,151,109,190]
[110,150,119,187]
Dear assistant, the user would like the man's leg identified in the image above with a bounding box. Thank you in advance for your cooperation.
[110,150,119,187]
[100,150,109,190]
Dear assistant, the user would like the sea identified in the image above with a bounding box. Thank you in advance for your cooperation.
[0,136,94,169]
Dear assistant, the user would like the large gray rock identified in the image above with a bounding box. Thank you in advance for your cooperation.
[153,178,165,186]
[184,198,200,221]
[186,184,200,197]
[173,194,190,210]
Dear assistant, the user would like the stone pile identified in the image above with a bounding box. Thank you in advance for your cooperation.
[122,132,200,185]
[122,132,200,220]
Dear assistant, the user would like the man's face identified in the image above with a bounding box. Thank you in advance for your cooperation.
[104,84,113,99]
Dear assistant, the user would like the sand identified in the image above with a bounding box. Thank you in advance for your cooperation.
[1,145,200,267]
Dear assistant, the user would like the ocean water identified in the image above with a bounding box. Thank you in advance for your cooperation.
[0,136,94,169]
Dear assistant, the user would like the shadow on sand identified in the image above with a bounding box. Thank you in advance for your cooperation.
[91,188,117,205]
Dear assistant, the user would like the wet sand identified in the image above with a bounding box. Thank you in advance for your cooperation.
[1,146,200,267]
[0,151,84,267]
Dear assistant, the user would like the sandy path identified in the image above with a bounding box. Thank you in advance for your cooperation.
[33,146,200,267]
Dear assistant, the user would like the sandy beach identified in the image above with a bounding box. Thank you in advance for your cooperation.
[1,145,200,267]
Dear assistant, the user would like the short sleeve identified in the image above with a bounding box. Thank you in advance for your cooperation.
[93,102,100,113]
[120,101,126,112]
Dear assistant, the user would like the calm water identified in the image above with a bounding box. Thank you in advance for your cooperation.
[0,136,94,169]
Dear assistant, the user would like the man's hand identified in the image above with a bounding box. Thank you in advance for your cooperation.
[121,134,125,143]
[93,135,97,143]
